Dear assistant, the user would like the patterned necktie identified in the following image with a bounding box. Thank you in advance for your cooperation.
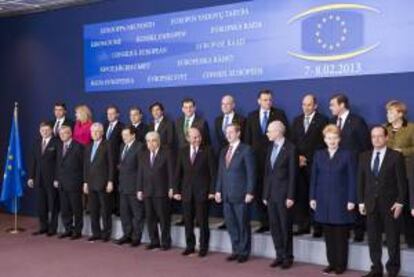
[270,143,279,169]
[41,139,47,154]
[372,151,381,177]
[184,118,190,135]
[150,151,156,167]
[225,145,233,168]
[304,116,311,133]
[222,115,230,133]
[54,120,60,136]
[190,146,197,165]
[90,142,98,162]
[63,143,69,157]
[121,144,129,161]
[337,117,343,130]
[106,123,114,140]
[261,111,269,134]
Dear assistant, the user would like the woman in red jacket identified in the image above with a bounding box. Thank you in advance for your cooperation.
[73,105,93,145]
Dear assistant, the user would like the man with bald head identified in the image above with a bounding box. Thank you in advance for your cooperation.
[263,120,298,269]
[174,127,216,257]
[290,94,328,237]
[215,95,245,149]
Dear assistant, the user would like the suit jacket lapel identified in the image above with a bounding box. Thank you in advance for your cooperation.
[272,145,286,171]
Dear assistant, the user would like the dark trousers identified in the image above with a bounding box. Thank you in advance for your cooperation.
[36,184,59,233]
[120,193,145,242]
[223,202,251,257]
[144,197,171,247]
[353,212,366,239]
[268,201,293,261]
[88,190,112,238]
[323,224,350,271]
[254,150,269,228]
[183,198,209,251]
[59,190,83,234]
[367,206,401,275]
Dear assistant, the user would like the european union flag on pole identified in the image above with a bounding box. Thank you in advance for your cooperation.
[301,11,364,55]
[1,102,25,214]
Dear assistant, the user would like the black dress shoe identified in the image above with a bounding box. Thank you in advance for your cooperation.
[270,259,283,268]
[255,226,269,233]
[322,266,334,274]
[101,236,110,242]
[217,223,226,230]
[115,236,131,245]
[313,231,323,238]
[335,268,345,275]
[354,235,364,242]
[146,244,160,250]
[362,271,383,277]
[160,245,171,251]
[70,233,82,240]
[175,219,185,226]
[281,260,293,269]
[182,248,195,256]
[88,236,100,242]
[58,232,72,239]
[293,229,311,236]
[226,254,238,261]
[47,231,56,237]
[237,255,248,263]
[198,249,208,257]
[130,240,141,247]
[32,230,47,236]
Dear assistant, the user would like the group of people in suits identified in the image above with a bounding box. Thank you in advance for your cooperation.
[26,91,414,276]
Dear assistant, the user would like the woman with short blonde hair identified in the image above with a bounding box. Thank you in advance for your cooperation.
[73,104,93,145]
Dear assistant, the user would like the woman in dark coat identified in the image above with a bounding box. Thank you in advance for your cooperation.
[310,124,357,275]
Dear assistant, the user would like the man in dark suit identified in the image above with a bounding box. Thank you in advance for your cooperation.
[358,126,407,277]
[148,102,175,149]
[291,94,328,236]
[104,105,125,215]
[215,124,256,263]
[263,121,297,269]
[329,93,371,242]
[54,125,84,239]
[129,106,148,144]
[137,131,174,250]
[28,121,60,236]
[173,127,216,257]
[176,98,210,149]
[83,122,114,242]
[214,95,245,150]
[115,126,145,247]
[245,89,289,233]
[51,102,74,137]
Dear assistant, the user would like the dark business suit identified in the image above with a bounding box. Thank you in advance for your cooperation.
[51,118,75,137]
[174,145,216,252]
[214,113,245,149]
[358,148,407,276]
[263,140,298,263]
[131,122,149,145]
[55,140,84,235]
[330,112,370,240]
[148,117,175,149]
[216,143,256,257]
[175,115,211,149]
[310,149,357,272]
[84,140,114,239]
[104,121,125,214]
[118,140,145,242]
[29,136,60,233]
[291,112,328,231]
[137,147,174,248]
[245,107,288,228]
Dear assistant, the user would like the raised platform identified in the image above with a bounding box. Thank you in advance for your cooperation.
[72,216,414,276]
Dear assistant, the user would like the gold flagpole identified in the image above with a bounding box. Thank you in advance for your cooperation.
[6,102,25,234]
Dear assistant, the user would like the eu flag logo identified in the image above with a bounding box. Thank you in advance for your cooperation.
[302,11,363,55]
[288,3,380,62]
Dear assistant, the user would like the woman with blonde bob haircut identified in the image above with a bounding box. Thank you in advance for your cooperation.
[73,104,93,145]
[310,124,357,275]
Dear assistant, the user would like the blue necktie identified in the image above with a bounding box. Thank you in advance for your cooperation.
[270,143,279,169]
[373,151,381,177]
[222,115,230,133]
[106,124,113,140]
[261,111,268,134]
[90,142,98,162]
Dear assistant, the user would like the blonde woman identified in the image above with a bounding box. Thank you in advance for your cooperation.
[73,105,93,145]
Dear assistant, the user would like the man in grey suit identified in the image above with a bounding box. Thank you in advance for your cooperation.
[215,123,256,263]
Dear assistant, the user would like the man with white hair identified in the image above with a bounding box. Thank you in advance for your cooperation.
[263,120,298,269]
[137,131,174,250]
[83,122,114,242]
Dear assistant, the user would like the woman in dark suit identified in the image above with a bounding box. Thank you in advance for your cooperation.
[310,124,357,275]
